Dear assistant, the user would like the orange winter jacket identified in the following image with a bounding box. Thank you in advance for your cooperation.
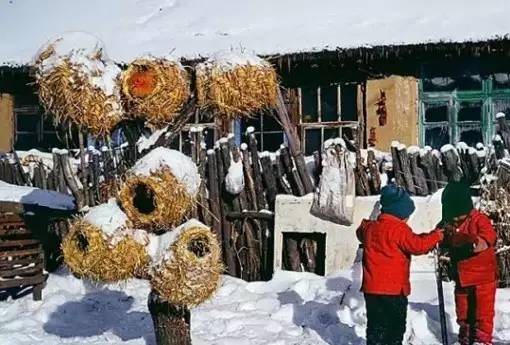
[356,213,443,296]
[447,209,498,287]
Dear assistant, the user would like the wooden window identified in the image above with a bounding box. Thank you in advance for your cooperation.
[240,114,285,152]
[299,83,358,155]
[169,111,218,152]
[420,75,510,148]
[15,106,61,150]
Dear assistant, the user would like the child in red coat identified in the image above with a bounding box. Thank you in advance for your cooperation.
[357,184,444,345]
[441,181,498,345]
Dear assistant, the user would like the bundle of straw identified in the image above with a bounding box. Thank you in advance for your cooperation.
[33,33,123,136]
[118,147,200,230]
[121,58,190,127]
[196,51,279,118]
[119,169,193,230]
[150,220,223,306]
[62,220,150,282]
[61,199,150,282]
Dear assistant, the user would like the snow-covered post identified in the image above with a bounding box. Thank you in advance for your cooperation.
[407,146,428,196]
[418,147,439,193]
[496,112,510,150]
[440,144,463,182]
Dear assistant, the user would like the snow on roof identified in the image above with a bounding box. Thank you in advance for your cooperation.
[1,0,510,65]
[0,181,75,210]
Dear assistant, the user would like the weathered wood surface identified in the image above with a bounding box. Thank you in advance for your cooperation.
[148,291,191,345]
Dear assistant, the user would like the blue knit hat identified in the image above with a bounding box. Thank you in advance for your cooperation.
[380,184,415,220]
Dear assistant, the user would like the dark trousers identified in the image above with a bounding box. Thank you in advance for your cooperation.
[365,293,408,345]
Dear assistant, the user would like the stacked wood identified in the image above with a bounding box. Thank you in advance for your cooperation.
[0,214,47,300]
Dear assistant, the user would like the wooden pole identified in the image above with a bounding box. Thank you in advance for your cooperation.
[409,150,429,196]
[148,291,191,345]
[274,90,314,194]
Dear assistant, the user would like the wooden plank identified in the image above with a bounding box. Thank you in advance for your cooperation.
[0,239,40,248]
[0,256,43,268]
[0,263,44,278]
[0,247,41,259]
[0,274,47,289]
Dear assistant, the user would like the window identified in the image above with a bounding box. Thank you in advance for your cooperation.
[420,74,510,148]
[299,84,358,155]
[15,106,61,150]
[240,114,285,152]
[169,111,217,153]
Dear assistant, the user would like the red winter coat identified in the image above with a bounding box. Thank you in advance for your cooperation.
[448,209,498,288]
[356,213,443,296]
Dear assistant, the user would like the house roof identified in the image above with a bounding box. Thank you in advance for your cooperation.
[1,0,510,66]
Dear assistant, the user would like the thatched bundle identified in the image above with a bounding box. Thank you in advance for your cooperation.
[33,32,123,136]
[121,58,190,127]
[61,199,150,282]
[118,147,200,230]
[150,220,223,306]
[196,51,278,118]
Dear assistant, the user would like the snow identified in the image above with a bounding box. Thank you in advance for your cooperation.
[440,144,457,154]
[456,141,469,151]
[494,134,503,142]
[197,50,269,72]
[2,0,510,65]
[246,126,255,135]
[497,112,506,119]
[3,259,510,345]
[391,140,400,148]
[407,145,420,155]
[83,199,129,237]
[136,127,168,153]
[0,181,75,210]
[148,219,206,265]
[35,32,122,98]
[129,147,200,196]
[225,159,245,195]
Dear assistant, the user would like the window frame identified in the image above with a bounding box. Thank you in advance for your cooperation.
[298,85,358,154]
[418,77,509,147]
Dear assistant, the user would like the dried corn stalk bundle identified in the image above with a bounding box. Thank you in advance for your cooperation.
[196,51,278,118]
[121,58,190,127]
[33,32,123,136]
[149,220,223,306]
[480,160,510,287]
[61,199,150,282]
[118,147,200,230]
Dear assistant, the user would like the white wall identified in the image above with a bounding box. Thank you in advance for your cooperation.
[273,192,444,276]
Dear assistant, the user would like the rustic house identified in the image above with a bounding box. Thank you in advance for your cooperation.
[1,0,510,153]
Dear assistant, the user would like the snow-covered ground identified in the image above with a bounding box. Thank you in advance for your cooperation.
[2,253,510,345]
[1,0,510,65]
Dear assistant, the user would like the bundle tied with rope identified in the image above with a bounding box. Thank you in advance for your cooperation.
[33,32,123,136]
[121,58,190,128]
[62,199,151,282]
[148,219,223,306]
[118,147,201,231]
[196,50,278,118]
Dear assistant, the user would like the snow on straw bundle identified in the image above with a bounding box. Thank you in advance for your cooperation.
[149,219,223,306]
[118,147,200,230]
[196,50,279,118]
[121,58,190,127]
[33,32,123,136]
[61,199,150,282]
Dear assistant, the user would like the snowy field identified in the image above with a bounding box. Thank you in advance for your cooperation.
[1,253,510,345]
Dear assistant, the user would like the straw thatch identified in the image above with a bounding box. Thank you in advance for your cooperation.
[34,35,123,136]
[150,223,223,306]
[196,52,279,118]
[121,58,190,127]
[62,219,150,282]
[118,169,194,230]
